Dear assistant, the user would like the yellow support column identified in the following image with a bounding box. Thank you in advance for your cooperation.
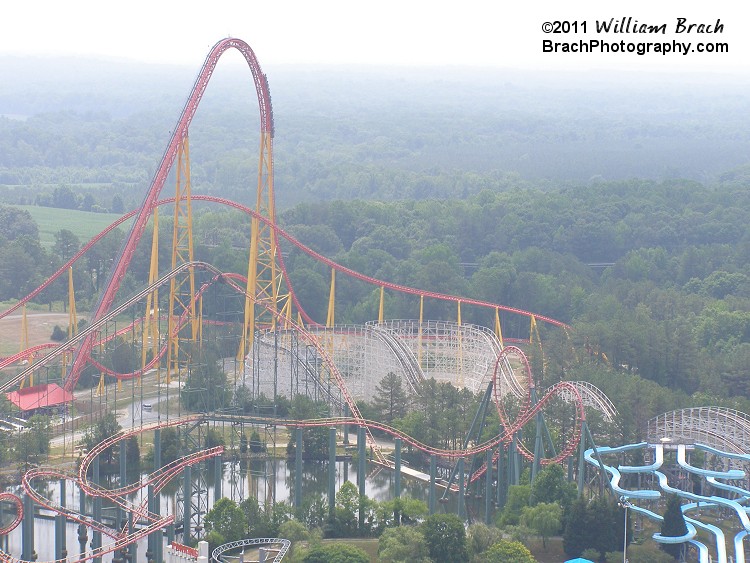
[67,267,80,387]
[528,314,545,385]
[418,295,424,370]
[19,305,31,389]
[494,307,504,349]
[457,300,464,388]
[378,286,385,324]
[324,269,336,384]
[68,267,77,338]
[142,209,160,385]
[281,298,293,328]
[167,136,197,384]
[20,304,28,354]
[326,269,336,328]
[240,127,290,362]
[95,335,105,396]
[198,293,204,345]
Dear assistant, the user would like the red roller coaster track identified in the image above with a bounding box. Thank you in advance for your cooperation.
[66,38,273,392]
[3,341,585,562]
[0,35,571,390]
[0,36,563,392]
[1,269,583,562]
[0,195,568,378]
[0,37,595,562]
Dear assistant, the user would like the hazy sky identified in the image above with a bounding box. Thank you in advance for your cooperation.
[1,0,747,74]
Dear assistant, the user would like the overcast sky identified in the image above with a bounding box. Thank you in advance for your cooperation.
[1,0,747,75]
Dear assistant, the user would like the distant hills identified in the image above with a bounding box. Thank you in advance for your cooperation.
[1,55,750,209]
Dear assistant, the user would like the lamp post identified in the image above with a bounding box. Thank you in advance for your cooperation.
[618,496,632,563]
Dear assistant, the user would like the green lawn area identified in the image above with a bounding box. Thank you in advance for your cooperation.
[309,539,380,562]
[335,539,379,561]
[12,205,130,248]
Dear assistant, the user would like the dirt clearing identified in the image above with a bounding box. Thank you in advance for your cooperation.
[0,312,75,356]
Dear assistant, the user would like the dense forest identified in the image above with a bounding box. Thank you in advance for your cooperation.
[2,56,750,447]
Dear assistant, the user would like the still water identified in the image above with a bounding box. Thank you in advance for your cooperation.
[2,457,476,561]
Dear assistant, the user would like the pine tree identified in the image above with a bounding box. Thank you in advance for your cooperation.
[372,372,408,423]
[563,497,590,558]
[564,496,623,559]
[590,497,619,557]
[660,494,688,559]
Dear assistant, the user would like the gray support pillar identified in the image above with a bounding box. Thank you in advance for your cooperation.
[357,426,366,499]
[295,427,303,508]
[457,457,465,519]
[358,426,366,530]
[155,520,163,563]
[328,427,336,519]
[128,511,137,562]
[583,421,610,497]
[55,508,64,560]
[532,413,543,482]
[577,429,587,496]
[214,456,223,502]
[167,522,175,545]
[148,482,163,563]
[343,404,350,445]
[115,440,126,561]
[485,449,492,524]
[183,465,192,540]
[394,438,403,525]
[496,445,506,509]
[429,454,437,515]
[568,455,574,482]
[56,478,67,559]
[151,427,162,562]
[394,438,402,498]
[78,487,88,559]
[92,455,102,563]
[22,492,34,561]
[511,434,521,486]
[474,460,484,499]
[146,485,155,563]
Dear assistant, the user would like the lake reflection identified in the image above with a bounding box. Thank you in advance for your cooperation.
[2,457,477,561]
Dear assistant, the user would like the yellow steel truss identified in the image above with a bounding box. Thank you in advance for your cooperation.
[239,129,290,361]
[19,305,31,389]
[167,137,198,383]
[142,208,161,384]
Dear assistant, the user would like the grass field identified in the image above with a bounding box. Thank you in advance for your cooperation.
[12,205,130,248]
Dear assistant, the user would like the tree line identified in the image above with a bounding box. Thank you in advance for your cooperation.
[3,174,750,439]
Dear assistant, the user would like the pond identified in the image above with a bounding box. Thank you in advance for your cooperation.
[2,457,487,561]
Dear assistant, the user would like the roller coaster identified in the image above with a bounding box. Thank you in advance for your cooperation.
[0,37,739,562]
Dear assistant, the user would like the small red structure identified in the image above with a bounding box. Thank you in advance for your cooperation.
[6,382,73,413]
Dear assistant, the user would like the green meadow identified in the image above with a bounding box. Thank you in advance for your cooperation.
[12,205,130,248]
